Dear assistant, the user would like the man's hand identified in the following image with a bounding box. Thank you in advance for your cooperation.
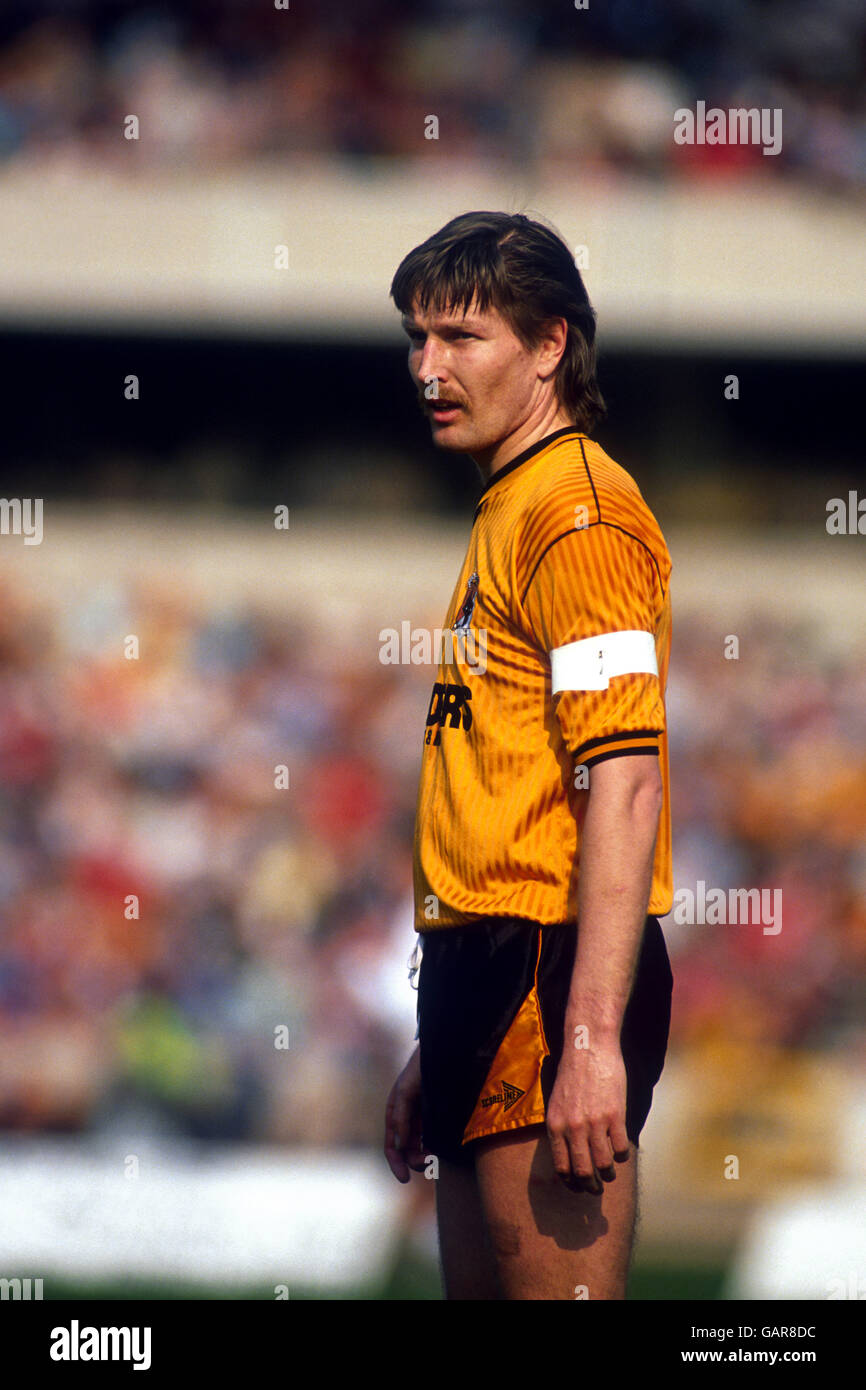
[384,1045,427,1182]
[545,1037,630,1195]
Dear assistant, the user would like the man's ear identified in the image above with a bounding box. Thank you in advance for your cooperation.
[536,317,569,380]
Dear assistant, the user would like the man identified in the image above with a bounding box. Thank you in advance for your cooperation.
[383,211,674,1301]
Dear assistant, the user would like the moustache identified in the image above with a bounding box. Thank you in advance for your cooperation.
[418,393,464,410]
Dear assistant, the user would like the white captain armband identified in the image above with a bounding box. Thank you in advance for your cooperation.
[550,630,658,693]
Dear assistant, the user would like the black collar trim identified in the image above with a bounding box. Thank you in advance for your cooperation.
[473,427,584,518]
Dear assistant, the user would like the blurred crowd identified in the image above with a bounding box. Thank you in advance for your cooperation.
[0,561,864,1148]
[0,0,865,191]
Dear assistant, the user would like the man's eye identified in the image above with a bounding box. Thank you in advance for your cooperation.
[406,330,473,344]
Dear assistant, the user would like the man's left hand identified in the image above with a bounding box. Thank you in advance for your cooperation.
[545,1040,630,1195]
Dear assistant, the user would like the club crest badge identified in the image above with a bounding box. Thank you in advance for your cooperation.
[452,570,479,634]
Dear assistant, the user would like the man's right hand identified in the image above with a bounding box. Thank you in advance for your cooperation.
[384,1045,426,1183]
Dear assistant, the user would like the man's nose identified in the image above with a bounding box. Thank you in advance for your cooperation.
[416,339,445,385]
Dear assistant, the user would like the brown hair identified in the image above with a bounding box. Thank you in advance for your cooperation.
[390,211,606,434]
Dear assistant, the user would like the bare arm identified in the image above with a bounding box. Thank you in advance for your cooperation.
[545,752,663,1191]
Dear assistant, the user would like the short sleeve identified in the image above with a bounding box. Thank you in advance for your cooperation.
[522,523,666,767]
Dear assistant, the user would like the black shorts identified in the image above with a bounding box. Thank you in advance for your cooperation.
[417,914,673,1165]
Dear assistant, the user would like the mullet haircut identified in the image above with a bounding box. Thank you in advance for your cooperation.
[390,211,606,434]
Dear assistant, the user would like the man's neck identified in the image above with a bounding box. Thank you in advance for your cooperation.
[471,406,575,486]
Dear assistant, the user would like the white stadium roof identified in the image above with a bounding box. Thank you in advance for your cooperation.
[0,158,864,352]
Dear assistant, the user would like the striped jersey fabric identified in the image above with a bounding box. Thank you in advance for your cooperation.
[413,426,672,931]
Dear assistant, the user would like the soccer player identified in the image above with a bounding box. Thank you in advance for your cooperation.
[383,211,674,1301]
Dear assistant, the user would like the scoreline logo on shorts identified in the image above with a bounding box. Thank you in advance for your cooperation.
[673,880,782,935]
[50,1321,152,1371]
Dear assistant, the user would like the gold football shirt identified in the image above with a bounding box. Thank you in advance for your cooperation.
[413,426,672,931]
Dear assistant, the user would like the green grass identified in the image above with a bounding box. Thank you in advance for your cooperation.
[37,1252,727,1300]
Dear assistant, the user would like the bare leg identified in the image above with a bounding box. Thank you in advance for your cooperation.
[473,1125,639,1300]
[435,1156,502,1300]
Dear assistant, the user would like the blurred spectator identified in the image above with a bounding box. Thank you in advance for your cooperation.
[0,560,864,1149]
[0,2,864,190]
